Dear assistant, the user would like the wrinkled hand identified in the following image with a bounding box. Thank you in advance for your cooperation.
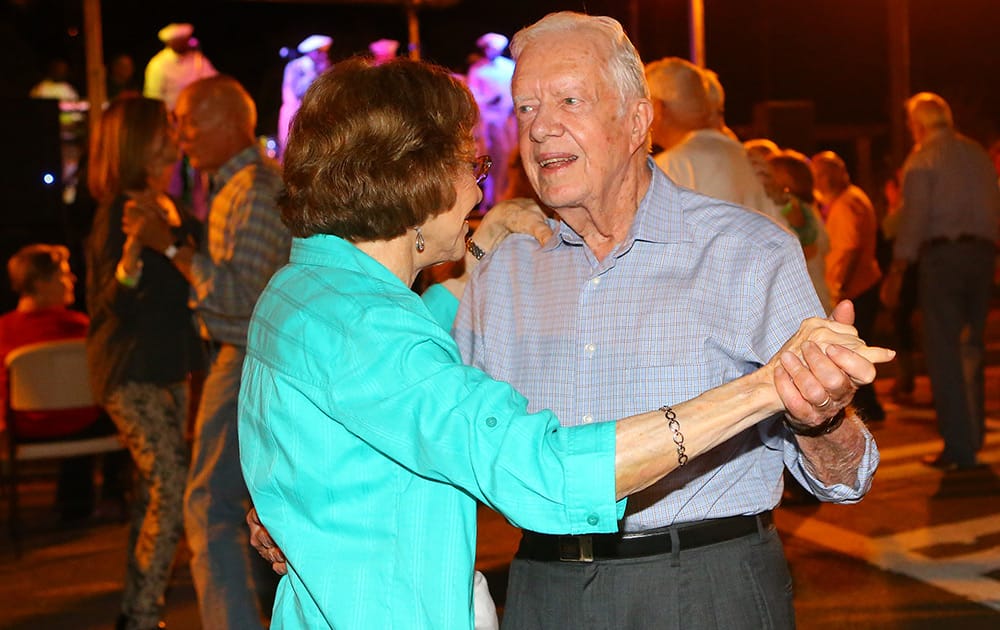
[770,300,895,430]
[474,198,552,250]
[247,507,288,576]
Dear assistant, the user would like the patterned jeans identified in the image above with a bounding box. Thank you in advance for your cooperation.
[104,381,189,630]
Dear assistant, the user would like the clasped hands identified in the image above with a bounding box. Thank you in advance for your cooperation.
[769,300,894,434]
[121,192,177,254]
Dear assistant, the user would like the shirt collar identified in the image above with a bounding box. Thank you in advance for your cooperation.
[915,126,953,150]
[290,234,406,289]
[545,157,688,257]
[211,144,265,190]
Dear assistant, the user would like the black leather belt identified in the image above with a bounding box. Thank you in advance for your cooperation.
[922,234,993,251]
[516,512,773,563]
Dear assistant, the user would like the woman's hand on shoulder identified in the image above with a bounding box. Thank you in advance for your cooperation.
[473,198,552,252]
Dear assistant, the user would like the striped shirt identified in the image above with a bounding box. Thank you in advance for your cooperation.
[190,145,291,346]
[455,160,878,532]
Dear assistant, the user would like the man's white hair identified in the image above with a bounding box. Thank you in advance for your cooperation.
[644,57,712,131]
[905,92,953,131]
[510,11,650,105]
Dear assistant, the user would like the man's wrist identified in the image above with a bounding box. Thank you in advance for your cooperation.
[785,407,848,438]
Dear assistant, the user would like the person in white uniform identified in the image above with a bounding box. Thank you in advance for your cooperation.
[143,23,217,111]
[466,32,516,211]
[369,38,399,66]
[278,34,332,157]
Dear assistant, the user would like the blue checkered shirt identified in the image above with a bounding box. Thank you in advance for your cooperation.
[454,160,878,532]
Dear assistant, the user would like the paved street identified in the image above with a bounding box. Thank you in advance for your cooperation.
[2,308,999,629]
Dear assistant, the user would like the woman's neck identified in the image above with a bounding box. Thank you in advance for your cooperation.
[354,234,419,288]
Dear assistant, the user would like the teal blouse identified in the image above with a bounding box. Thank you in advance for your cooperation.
[239,234,623,629]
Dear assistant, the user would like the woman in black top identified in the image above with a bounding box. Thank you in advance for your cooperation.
[86,95,202,630]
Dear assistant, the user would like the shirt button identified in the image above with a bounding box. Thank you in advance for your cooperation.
[591,276,601,285]
[584,343,596,354]
[582,414,593,424]
[485,416,497,427]
[587,514,599,526]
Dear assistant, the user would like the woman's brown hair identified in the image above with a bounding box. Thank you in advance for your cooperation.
[88,95,169,203]
[280,57,479,240]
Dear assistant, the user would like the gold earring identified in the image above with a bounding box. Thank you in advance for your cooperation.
[415,227,425,253]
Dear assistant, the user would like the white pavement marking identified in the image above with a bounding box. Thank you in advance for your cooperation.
[779,511,1000,611]
[871,427,1000,481]
[780,429,1000,611]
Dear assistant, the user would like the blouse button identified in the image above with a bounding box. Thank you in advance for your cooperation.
[485,416,498,428]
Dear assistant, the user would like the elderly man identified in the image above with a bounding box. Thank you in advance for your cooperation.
[454,12,880,628]
[882,92,1000,471]
[645,57,784,227]
[812,150,884,421]
[130,75,290,630]
[143,23,216,110]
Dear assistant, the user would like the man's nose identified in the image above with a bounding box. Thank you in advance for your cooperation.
[529,105,562,143]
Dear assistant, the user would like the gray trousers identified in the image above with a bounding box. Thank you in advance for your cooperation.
[184,343,275,630]
[918,239,996,465]
[502,520,794,630]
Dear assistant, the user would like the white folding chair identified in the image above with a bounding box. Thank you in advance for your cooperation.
[2,338,124,553]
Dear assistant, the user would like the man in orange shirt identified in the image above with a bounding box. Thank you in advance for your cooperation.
[812,152,885,421]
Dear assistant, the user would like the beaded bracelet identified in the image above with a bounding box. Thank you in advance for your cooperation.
[660,406,688,467]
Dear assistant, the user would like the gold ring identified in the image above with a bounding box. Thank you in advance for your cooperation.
[816,395,832,409]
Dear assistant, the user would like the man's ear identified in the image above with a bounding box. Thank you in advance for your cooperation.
[630,99,654,153]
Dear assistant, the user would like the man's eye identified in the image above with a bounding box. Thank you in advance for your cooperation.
[563,98,580,105]
[517,104,535,114]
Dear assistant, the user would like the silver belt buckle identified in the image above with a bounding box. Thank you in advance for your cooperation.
[558,535,594,562]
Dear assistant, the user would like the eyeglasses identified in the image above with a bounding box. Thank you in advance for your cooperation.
[473,155,492,186]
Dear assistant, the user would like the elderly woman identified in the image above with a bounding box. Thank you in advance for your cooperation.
[238,58,892,629]
[761,147,833,313]
[87,95,203,630]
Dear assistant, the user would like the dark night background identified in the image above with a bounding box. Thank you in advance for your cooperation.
[4,0,999,147]
[0,0,997,309]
